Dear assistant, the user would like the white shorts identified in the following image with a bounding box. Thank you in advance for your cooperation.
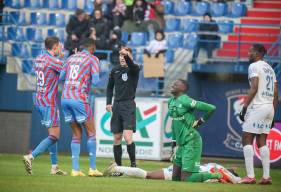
[242,104,274,134]
[162,165,173,181]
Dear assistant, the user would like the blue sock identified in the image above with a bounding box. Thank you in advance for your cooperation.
[32,135,57,158]
[48,142,58,165]
[71,138,80,171]
[87,135,97,170]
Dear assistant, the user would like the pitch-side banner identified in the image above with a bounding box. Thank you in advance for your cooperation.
[94,97,172,160]
[199,81,249,157]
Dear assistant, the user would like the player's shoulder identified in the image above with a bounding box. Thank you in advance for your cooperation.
[89,54,100,64]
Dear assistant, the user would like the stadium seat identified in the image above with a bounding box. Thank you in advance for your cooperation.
[211,3,228,17]
[7,26,16,40]
[31,44,43,58]
[166,49,174,63]
[15,27,27,41]
[138,71,158,91]
[218,20,234,33]
[193,2,210,16]
[20,44,31,58]
[181,19,198,32]
[11,43,21,57]
[48,29,65,43]
[61,0,77,10]
[127,32,147,46]
[30,12,48,25]
[183,33,198,49]
[22,59,33,73]
[174,0,191,16]
[24,0,43,9]
[164,18,180,32]
[49,13,66,27]
[10,0,22,9]
[0,28,5,41]
[121,31,129,44]
[167,33,184,49]
[43,0,60,9]
[84,0,94,14]
[162,0,174,15]
[8,11,26,25]
[34,29,44,42]
[229,3,247,17]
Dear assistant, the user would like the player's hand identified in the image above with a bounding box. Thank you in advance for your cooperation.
[192,118,204,128]
[170,141,177,162]
[106,104,113,113]
[239,106,247,122]
[71,34,78,41]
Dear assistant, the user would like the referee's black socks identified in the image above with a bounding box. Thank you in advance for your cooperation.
[113,144,122,166]
[127,142,136,167]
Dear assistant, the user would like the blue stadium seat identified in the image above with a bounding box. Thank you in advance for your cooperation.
[22,59,33,73]
[34,29,44,42]
[218,20,234,33]
[20,44,30,58]
[121,31,129,44]
[49,13,66,27]
[162,0,174,15]
[166,49,174,63]
[61,0,77,10]
[174,0,191,16]
[183,33,198,49]
[193,2,210,16]
[211,3,228,17]
[0,28,5,41]
[15,27,27,41]
[7,26,16,40]
[127,32,147,46]
[181,19,198,32]
[165,18,180,32]
[84,0,94,14]
[48,29,65,43]
[10,0,22,9]
[24,0,43,9]
[167,33,183,49]
[8,11,26,25]
[138,71,158,91]
[229,3,247,17]
[31,44,43,58]
[11,43,21,57]
[31,12,48,25]
[43,0,60,9]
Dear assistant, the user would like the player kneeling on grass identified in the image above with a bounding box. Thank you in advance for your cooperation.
[22,36,67,176]
[168,79,222,182]
[60,38,103,177]
[103,162,241,183]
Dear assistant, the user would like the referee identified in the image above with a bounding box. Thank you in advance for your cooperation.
[106,47,140,168]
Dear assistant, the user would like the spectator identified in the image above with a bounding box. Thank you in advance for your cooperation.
[89,9,111,50]
[132,0,147,25]
[111,0,127,28]
[144,30,167,58]
[91,0,111,19]
[81,28,107,51]
[107,28,125,66]
[64,9,89,55]
[192,13,220,62]
[147,0,165,29]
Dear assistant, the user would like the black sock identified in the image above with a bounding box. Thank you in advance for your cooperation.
[113,144,122,166]
[127,143,136,167]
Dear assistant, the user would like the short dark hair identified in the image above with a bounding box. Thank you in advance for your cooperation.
[80,38,96,49]
[203,12,212,19]
[75,8,85,16]
[155,30,165,40]
[45,36,59,50]
[252,44,267,57]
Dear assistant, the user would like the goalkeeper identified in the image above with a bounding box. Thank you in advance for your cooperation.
[168,79,220,182]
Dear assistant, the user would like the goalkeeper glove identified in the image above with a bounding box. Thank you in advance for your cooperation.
[239,106,247,122]
[192,118,204,128]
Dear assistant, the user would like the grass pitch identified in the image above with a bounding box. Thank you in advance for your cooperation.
[0,154,281,192]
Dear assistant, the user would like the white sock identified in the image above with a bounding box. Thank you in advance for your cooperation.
[114,166,147,179]
[51,164,58,170]
[243,145,255,178]
[259,145,270,179]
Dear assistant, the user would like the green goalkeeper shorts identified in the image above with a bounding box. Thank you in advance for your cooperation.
[174,131,202,173]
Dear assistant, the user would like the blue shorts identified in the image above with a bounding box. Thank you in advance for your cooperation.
[35,105,60,128]
[61,99,93,123]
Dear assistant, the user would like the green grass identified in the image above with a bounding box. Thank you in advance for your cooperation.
[0,154,281,192]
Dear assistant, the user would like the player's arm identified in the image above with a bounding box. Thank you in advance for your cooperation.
[239,77,259,121]
[123,49,140,74]
[192,101,216,128]
[106,71,115,112]
[90,57,100,86]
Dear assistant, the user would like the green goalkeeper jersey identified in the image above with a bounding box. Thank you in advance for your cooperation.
[168,94,216,146]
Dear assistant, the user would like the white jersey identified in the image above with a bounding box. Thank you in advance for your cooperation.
[248,60,277,105]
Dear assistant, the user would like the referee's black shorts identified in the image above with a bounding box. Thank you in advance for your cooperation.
[110,100,136,134]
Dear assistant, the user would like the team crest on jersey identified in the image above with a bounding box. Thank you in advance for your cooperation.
[224,89,248,152]
[122,73,128,81]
